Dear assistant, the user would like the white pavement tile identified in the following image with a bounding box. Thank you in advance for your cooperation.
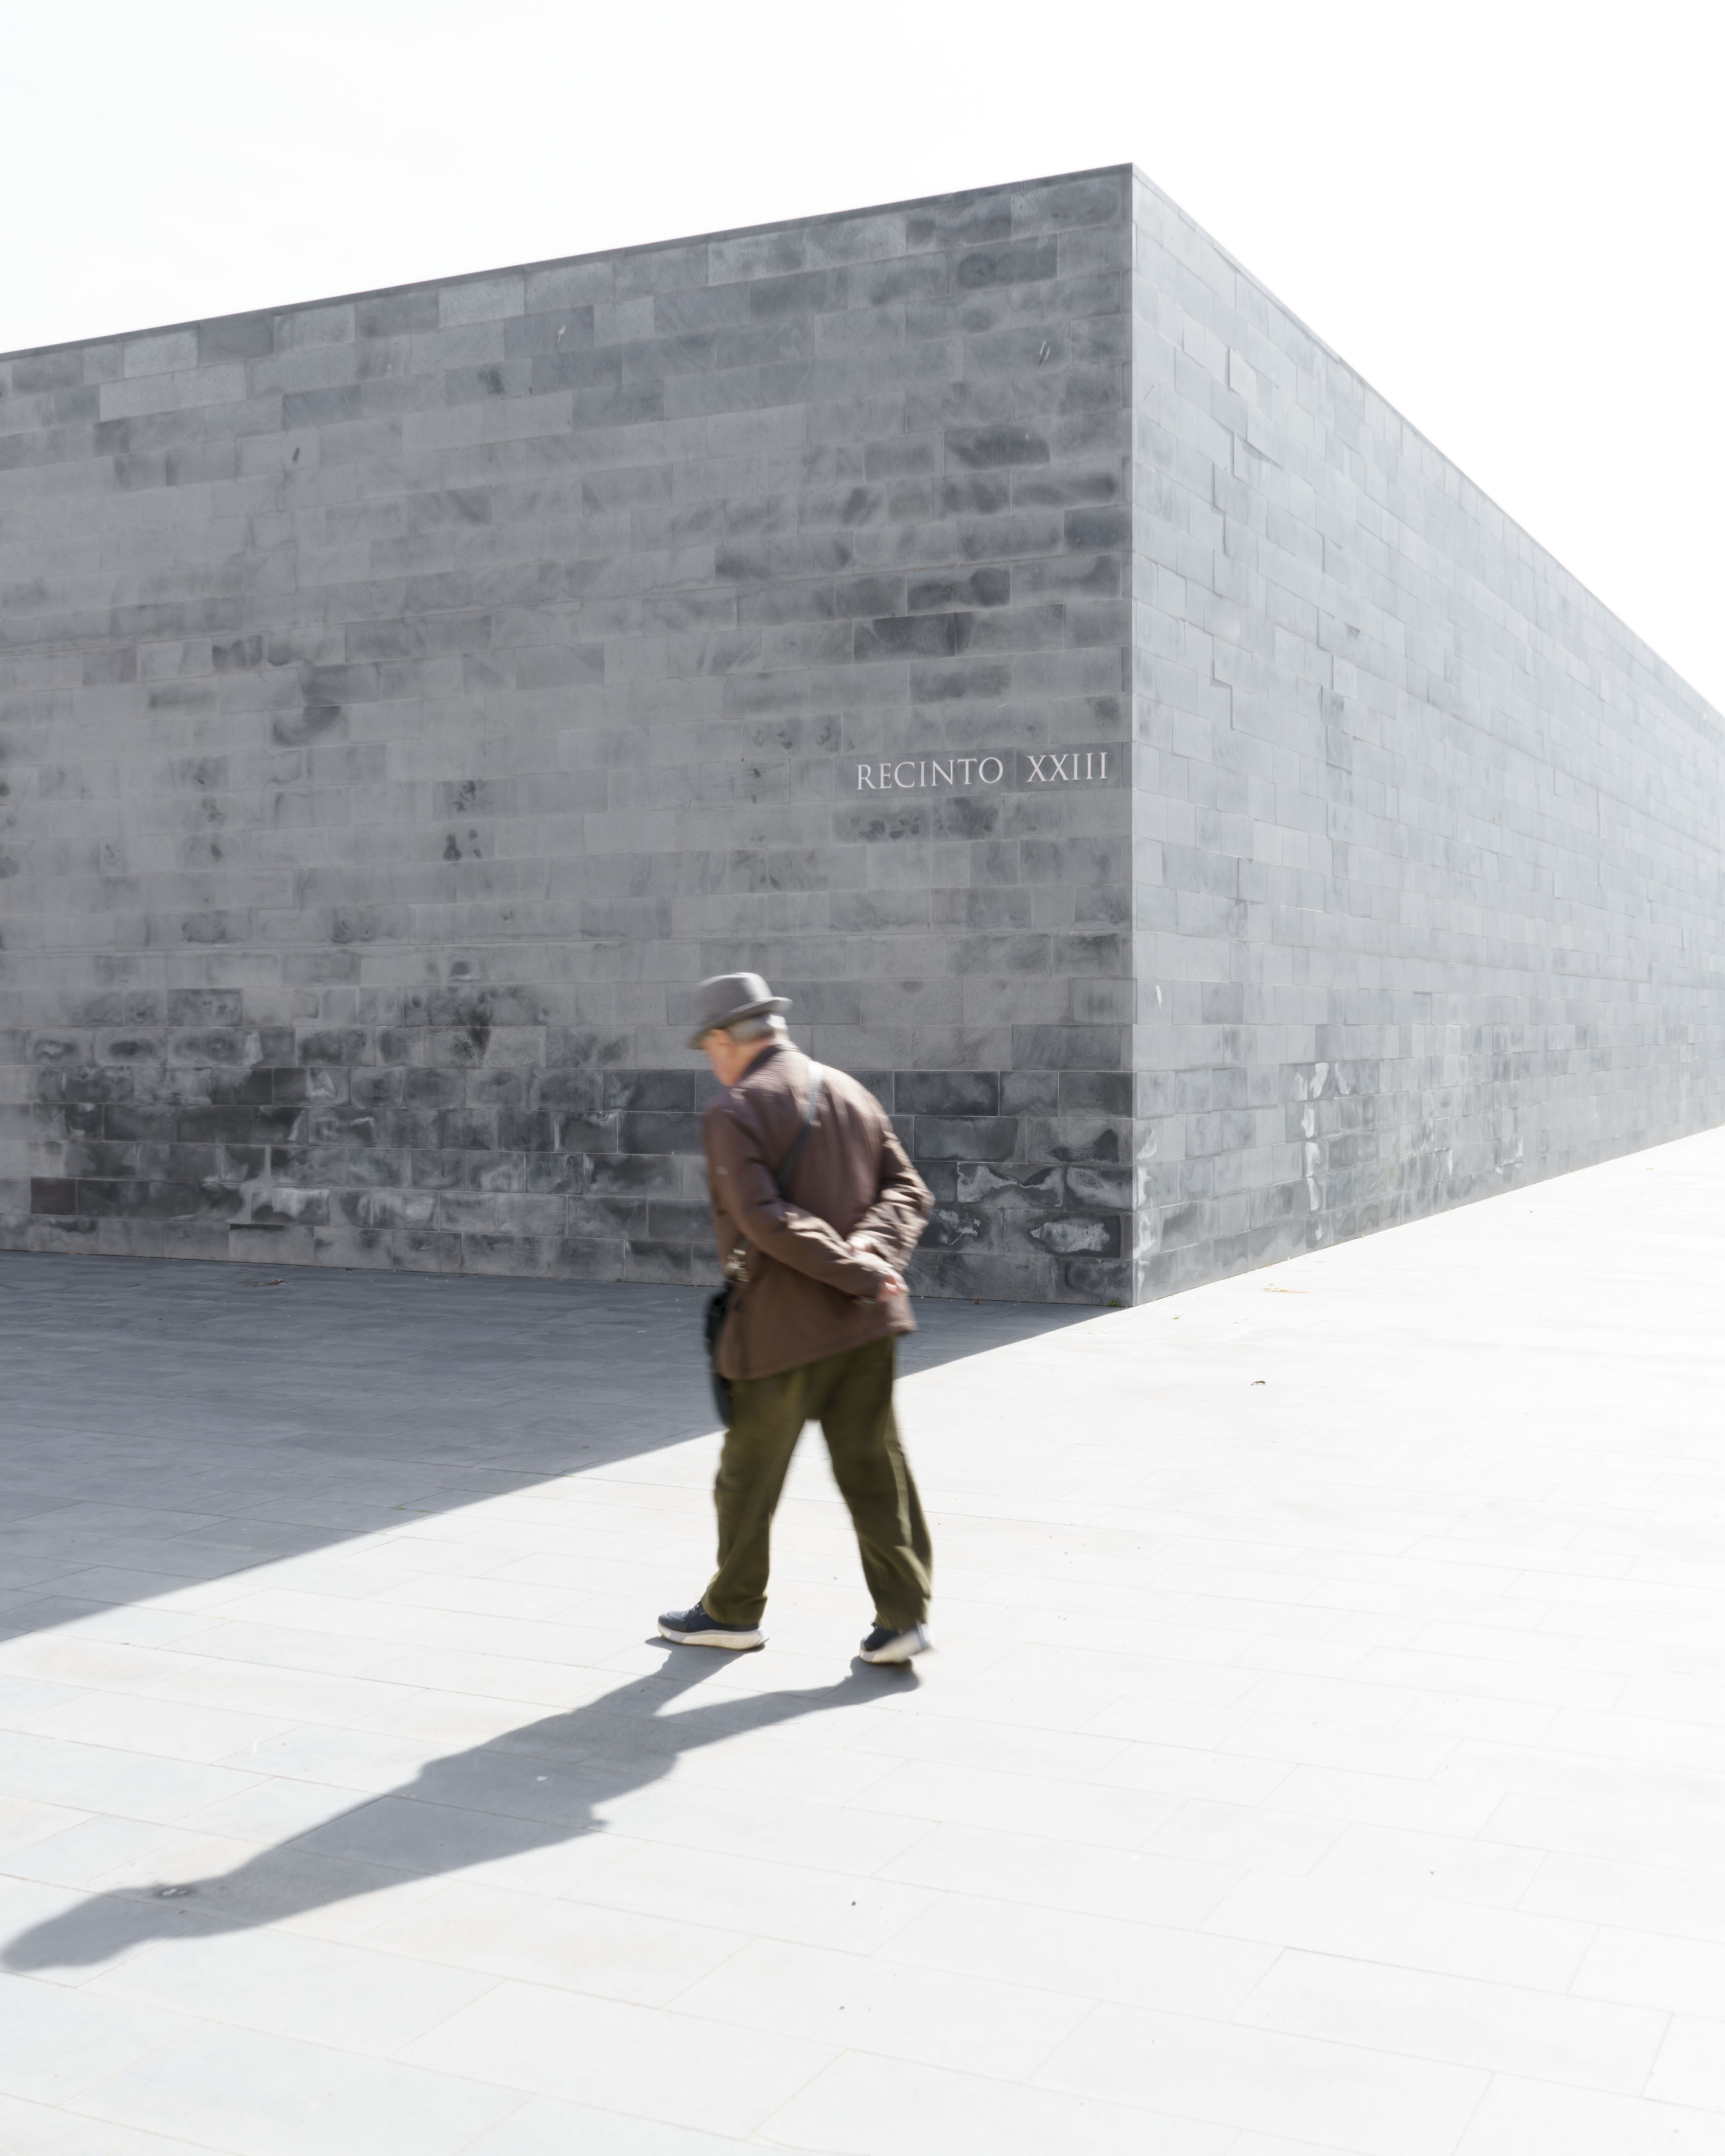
[1521,1852,1725,1942]
[594,1777,931,1875]
[162,1620,410,1678]
[880,1822,1238,1925]
[352,1878,745,2003]
[848,1756,1175,1846]
[3,1818,181,1892]
[672,1936,1089,2079]
[876,1890,1277,2015]
[19,1695,300,1766]
[1035,2001,1487,2153]
[1200,1873,1594,1988]
[0,2090,131,2155]
[0,1975,193,2105]
[1645,2014,1725,2109]
[837,1707,1129,1780]
[760,2050,1233,2156]
[0,1732,261,1824]
[135,1661,410,1727]
[461,2095,751,2154]
[1087,1732,1291,1804]
[69,2023,524,2156]
[1481,1790,1725,1871]
[1305,1822,1547,1906]
[1237,1947,1668,2092]
[0,1797,94,1861]
[1145,1798,1342,1875]
[0,1677,91,1724]
[1455,2075,1725,2153]
[392,1978,831,2136]
[1574,1927,1725,2016]
[569,1841,935,1952]
[0,1643,208,1695]
[86,1927,501,2051]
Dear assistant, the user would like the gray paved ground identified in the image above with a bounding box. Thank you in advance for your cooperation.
[3,1133,1725,2154]
[0,1258,1088,1627]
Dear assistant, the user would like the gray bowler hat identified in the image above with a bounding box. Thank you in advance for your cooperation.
[685,971,792,1049]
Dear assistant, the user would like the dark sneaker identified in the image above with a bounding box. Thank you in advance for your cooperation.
[658,1603,764,1650]
[859,1622,933,1665]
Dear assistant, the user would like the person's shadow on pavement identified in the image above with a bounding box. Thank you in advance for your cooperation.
[3,1648,908,1973]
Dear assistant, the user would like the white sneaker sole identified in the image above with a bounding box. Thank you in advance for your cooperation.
[860,1628,933,1665]
[659,1622,764,1650]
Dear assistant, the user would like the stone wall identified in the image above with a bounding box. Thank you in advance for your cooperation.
[1,165,1721,1304]
[0,172,1138,1300]
[1126,172,1725,1296]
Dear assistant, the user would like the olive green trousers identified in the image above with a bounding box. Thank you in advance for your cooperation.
[702,1336,932,1632]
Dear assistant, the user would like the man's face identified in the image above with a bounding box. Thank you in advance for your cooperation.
[701,1029,755,1088]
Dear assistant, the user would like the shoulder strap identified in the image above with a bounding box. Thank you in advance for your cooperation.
[773,1063,823,1193]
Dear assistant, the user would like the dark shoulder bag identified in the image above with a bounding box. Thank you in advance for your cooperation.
[703,1064,824,1425]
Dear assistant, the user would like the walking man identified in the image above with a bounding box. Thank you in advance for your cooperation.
[659,972,936,1665]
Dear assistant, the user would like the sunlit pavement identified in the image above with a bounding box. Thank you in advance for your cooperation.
[3,1128,1725,2154]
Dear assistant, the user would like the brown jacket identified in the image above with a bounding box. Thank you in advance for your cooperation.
[705,1042,932,1382]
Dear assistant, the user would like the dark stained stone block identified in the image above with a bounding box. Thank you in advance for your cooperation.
[945,425,1050,470]
[394,1229,465,1271]
[496,1111,555,1152]
[463,1153,526,1194]
[921,1206,983,1250]
[646,1201,714,1242]
[526,1152,585,1195]
[895,1072,998,1115]
[1062,1257,1131,1300]
[250,1188,329,1226]
[1012,1026,1124,1071]
[550,1111,618,1154]
[176,1107,257,1145]
[955,238,1058,291]
[47,1067,134,1105]
[623,1240,697,1284]
[402,1069,464,1110]
[438,1110,497,1150]
[907,568,1010,612]
[588,1153,680,1197]
[344,1148,408,1188]
[853,615,959,660]
[1001,1071,1060,1114]
[1030,1213,1121,1257]
[618,1113,702,1155]
[833,801,929,845]
[956,1162,1064,1208]
[600,1070,697,1111]
[407,1148,467,1191]
[269,1144,348,1187]
[1059,1071,1132,1114]
[270,1068,347,1105]
[167,990,242,1026]
[1064,506,1131,550]
[913,1116,1018,1161]
[1065,1164,1132,1211]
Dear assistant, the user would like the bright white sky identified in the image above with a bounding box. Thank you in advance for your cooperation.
[7,0,1722,708]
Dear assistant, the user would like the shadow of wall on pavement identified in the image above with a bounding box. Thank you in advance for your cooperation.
[1,1647,905,1973]
[0,1251,1103,1646]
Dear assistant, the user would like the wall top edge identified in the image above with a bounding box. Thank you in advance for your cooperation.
[1125,165,1720,726]
[0,162,1138,366]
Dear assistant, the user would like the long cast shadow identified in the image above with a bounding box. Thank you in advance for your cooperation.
[3,1645,904,1972]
